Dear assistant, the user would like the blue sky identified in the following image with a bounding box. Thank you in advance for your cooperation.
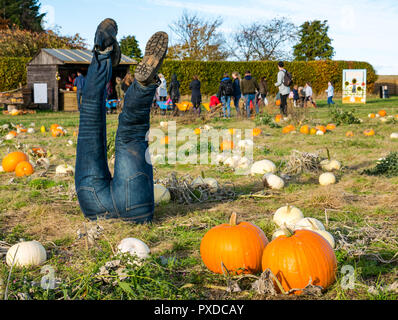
[39,0,398,74]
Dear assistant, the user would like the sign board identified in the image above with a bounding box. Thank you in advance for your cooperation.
[33,83,48,104]
[342,69,367,104]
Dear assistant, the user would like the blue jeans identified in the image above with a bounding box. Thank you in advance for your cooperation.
[327,96,335,105]
[76,90,83,111]
[75,51,157,223]
[244,94,258,118]
[233,95,241,115]
[221,96,231,118]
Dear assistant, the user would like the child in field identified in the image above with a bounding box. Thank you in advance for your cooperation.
[304,82,317,108]
[298,86,305,108]
[325,81,335,107]
[292,85,299,107]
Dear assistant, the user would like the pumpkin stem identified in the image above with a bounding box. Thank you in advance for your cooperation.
[201,170,205,179]
[281,223,294,237]
[286,204,291,214]
[326,147,331,161]
[229,212,238,226]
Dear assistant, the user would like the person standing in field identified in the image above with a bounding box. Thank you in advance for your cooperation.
[189,75,202,115]
[292,84,299,107]
[259,76,269,108]
[168,73,180,115]
[325,81,335,107]
[217,73,234,118]
[240,70,259,118]
[274,61,291,117]
[304,82,317,108]
[74,71,85,111]
[232,71,241,116]
[157,73,167,101]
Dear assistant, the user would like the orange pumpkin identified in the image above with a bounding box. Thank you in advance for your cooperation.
[326,123,336,131]
[50,124,60,131]
[220,140,234,151]
[73,130,78,137]
[345,131,354,137]
[275,114,283,123]
[378,110,387,117]
[2,151,29,172]
[395,114,398,120]
[309,128,317,135]
[282,125,295,134]
[262,229,337,295]
[51,127,65,137]
[300,125,310,134]
[8,130,17,137]
[275,99,281,106]
[363,129,375,136]
[369,113,376,119]
[15,161,34,177]
[194,128,201,135]
[315,125,327,133]
[252,128,262,136]
[29,147,47,158]
[200,213,268,274]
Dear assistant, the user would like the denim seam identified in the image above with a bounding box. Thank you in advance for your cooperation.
[125,172,152,212]
[110,182,121,218]
[76,186,108,214]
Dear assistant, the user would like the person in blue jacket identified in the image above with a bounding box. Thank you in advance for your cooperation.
[232,71,241,116]
[73,71,85,111]
[217,73,234,118]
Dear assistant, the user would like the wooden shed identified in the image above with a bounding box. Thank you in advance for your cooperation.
[25,48,136,111]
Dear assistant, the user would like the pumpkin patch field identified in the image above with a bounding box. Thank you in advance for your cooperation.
[0,96,397,300]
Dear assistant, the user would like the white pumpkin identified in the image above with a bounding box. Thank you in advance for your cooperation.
[203,177,219,192]
[380,117,388,123]
[67,140,73,146]
[320,159,341,171]
[154,184,170,204]
[263,173,284,190]
[0,165,4,173]
[271,229,286,240]
[294,217,325,231]
[224,155,241,168]
[314,230,335,248]
[6,241,47,267]
[27,128,35,134]
[236,156,252,169]
[376,114,380,118]
[316,130,324,135]
[55,164,75,175]
[273,205,304,228]
[319,172,336,186]
[117,238,150,260]
[36,158,50,170]
[390,133,398,139]
[1,124,10,130]
[250,159,276,175]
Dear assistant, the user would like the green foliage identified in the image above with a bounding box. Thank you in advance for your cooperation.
[293,20,334,61]
[254,113,281,128]
[0,0,45,32]
[0,27,87,58]
[119,35,142,59]
[329,107,361,125]
[158,59,377,96]
[0,57,30,91]
[363,152,398,177]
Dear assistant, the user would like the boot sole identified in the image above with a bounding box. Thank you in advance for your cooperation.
[135,31,168,84]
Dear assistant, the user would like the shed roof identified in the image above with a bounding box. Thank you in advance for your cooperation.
[28,48,136,65]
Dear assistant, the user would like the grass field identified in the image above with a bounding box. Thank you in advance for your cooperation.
[0,96,397,300]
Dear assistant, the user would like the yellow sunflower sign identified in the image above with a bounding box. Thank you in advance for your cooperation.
[342,69,367,104]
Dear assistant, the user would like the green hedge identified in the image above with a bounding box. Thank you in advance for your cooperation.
[0,57,30,92]
[157,60,378,96]
[1,57,377,97]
